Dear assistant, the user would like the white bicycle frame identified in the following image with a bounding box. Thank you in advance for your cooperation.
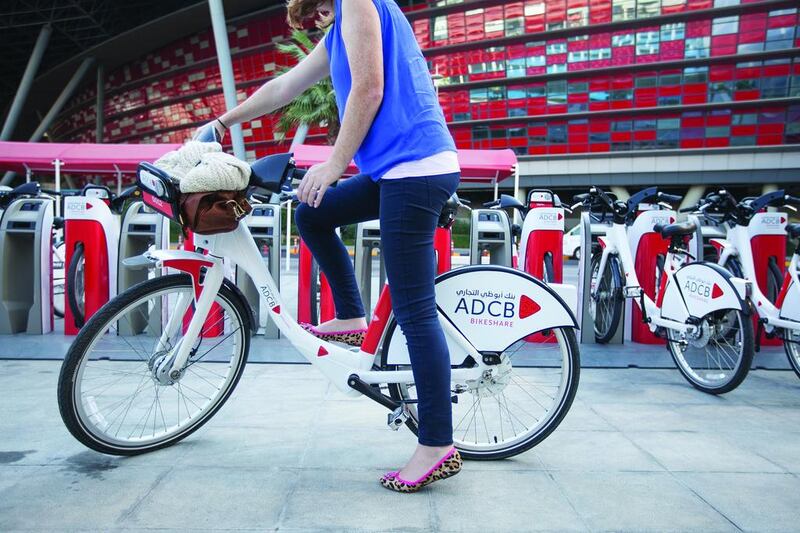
[592,222,696,335]
[133,222,490,397]
[714,223,800,332]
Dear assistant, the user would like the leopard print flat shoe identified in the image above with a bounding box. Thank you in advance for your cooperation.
[379,448,462,493]
[300,323,366,347]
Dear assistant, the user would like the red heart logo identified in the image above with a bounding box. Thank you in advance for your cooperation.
[271,305,281,314]
[711,283,723,299]
[557,213,563,220]
[317,346,328,357]
[781,216,786,224]
[670,217,675,223]
[519,295,541,318]
[86,203,93,210]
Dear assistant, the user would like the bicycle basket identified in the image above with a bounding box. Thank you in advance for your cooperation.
[137,162,182,222]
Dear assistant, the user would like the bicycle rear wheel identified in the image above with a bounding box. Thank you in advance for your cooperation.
[543,252,555,284]
[666,308,753,394]
[58,274,250,455]
[783,329,800,379]
[384,325,580,460]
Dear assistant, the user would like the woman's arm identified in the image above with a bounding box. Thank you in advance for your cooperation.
[297,0,384,207]
[217,37,331,128]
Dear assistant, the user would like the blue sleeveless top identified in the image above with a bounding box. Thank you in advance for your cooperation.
[324,0,456,181]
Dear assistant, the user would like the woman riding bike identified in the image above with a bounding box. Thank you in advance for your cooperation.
[199,0,461,492]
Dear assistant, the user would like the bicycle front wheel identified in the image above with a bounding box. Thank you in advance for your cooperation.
[667,308,753,394]
[589,252,622,343]
[58,274,250,455]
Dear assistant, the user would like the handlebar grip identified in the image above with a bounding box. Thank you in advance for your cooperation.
[679,206,698,213]
[659,192,682,203]
[291,167,307,180]
[785,195,800,206]
[573,193,589,203]
[483,200,500,208]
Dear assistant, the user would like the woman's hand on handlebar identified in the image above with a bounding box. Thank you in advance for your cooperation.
[193,120,226,143]
[296,159,344,208]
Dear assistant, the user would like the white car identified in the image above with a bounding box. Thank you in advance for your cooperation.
[563,222,607,260]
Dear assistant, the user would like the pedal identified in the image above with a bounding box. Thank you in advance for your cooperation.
[387,404,410,431]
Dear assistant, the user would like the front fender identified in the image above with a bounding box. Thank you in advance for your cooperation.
[660,262,749,322]
[122,248,224,269]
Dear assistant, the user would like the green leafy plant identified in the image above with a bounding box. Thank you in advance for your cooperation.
[275,30,339,144]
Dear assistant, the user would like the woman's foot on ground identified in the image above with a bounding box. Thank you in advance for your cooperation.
[313,317,367,333]
[398,444,456,482]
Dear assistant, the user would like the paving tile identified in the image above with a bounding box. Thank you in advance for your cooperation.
[173,425,309,469]
[431,470,587,532]
[552,471,736,532]
[678,472,800,532]
[281,468,432,531]
[122,465,292,530]
[719,430,800,474]
[0,464,167,530]
[536,429,665,472]
[626,431,784,473]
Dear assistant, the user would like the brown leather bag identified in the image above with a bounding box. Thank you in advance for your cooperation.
[179,190,252,235]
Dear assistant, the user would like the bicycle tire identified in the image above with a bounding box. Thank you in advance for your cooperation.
[724,257,743,278]
[766,257,783,304]
[543,252,555,284]
[383,323,580,461]
[67,242,86,328]
[783,332,800,379]
[667,308,753,394]
[58,274,251,456]
[590,252,623,344]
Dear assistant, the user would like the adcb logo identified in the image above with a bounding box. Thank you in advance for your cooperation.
[683,278,723,300]
[760,215,786,227]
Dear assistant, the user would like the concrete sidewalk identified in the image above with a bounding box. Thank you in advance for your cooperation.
[1,360,799,532]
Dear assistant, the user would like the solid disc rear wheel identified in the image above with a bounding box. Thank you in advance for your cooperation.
[58,274,250,455]
[384,324,580,460]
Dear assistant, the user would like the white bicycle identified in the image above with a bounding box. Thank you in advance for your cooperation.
[579,186,754,394]
[57,150,581,460]
[686,189,800,378]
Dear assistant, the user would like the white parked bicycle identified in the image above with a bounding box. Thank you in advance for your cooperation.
[57,148,582,459]
[578,186,753,394]
[685,189,800,378]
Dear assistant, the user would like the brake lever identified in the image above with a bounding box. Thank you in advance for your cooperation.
[657,201,672,210]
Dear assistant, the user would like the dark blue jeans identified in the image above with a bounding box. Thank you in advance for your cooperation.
[295,172,460,446]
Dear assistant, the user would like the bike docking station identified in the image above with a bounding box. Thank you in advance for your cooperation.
[63,186,120,335]
[116,201,170,336]
[297,239,336,326]
[743,208,787,347]
[238,202,281,338]
[518,190,566,343]
[0,191,55,334]
[520,189,565,283]
[469,207,512,266]
[624,203,676,345]
[577,211,622,344]
[354,219,385,318]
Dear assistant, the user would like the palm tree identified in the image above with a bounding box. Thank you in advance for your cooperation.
[275,30,339,146]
